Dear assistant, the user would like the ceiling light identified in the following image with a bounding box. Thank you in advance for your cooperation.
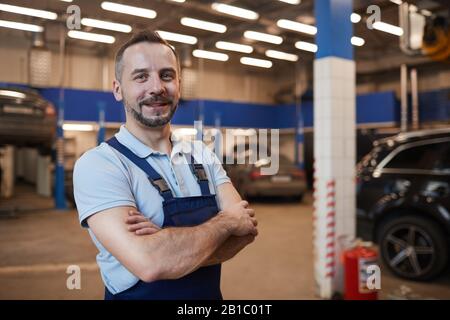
[215,41,253,53]
[101,2,157,19]
[351,36,365,46]
[81,18,132,33]
[240,57,272,68]
[156,30,197,44]
[276,19,316,35]
[180,17,226,33]
[63,123,95,132]
[0,19,43,32]
[169,0,186,3]
[67,30,115,44]
[0,3,57,20]
[211,3,259,20]
[278,0,301,4]
[373,21,403,36]
[389,0,402,4]
[265,50,298,62]
[295,41,317,53]
[193,49,229,61]
[244,31,283,44]
[351,13,361,23]
[421,9,432,17]
[0,90,26,99]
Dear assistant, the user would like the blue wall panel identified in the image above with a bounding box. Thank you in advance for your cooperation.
[418,89,450,122]
[1,82,448,128]
[356,91,399,124]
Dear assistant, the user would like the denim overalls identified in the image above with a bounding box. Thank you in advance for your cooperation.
[104,137,222,300]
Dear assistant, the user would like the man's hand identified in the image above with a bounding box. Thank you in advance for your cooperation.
[126,210,161,236]
[220,200,258,237]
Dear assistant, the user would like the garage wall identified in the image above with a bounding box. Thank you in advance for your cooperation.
[0,31,290,105]
[357,68,450,96]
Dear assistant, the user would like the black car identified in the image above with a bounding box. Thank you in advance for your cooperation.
[0,87,56,154]
[356,128,450,281]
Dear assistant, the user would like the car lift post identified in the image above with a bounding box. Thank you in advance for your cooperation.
[55,26,67,210]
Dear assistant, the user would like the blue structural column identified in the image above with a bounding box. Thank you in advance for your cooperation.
[97,101,106,146]
[295,98,305,169]
[313,0,356,298]
[54,89,67,209]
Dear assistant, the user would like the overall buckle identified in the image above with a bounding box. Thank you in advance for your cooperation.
[150,178,171,193]
[193,164,208,181]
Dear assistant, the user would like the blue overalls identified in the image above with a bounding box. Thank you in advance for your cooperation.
[104,137,222,300]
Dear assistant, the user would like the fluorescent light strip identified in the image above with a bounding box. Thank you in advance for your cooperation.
[351,36,365,46]
[181,17,226,33]
[169,0,186,3]
[81,18,132,33]
[60,0,73,2]
[101,2,157,19]
[63,123,95,132]
[240,57,272,68]
[192,49,229,61]
[0,3,57,20]
[211,3,259,20]
[351,13,361,23]
[68,30,115,44]
[244,31,283,44]
[421,9,432,17]
[215,41,253,53]
[278,0,301,4]
[156,30,197,44]
[265,50,298,62]
[0,90,26,99]
[390,0,402,5]
[295,41,317,53]
[276,19,316,35]
[373,21,403,36]
[0,19,43,32]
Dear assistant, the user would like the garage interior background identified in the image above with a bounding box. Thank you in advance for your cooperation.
[0,0,449,300]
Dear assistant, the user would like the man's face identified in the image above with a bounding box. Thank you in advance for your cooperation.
[113,42,180,128]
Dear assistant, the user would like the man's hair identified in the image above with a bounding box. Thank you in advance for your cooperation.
[114,29,180,81]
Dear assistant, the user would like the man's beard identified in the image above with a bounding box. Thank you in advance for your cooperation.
[125,95,177,128]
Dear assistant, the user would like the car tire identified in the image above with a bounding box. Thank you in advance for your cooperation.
[377,214,448,281]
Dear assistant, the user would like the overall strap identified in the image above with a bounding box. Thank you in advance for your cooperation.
[107,137,173,201]
[189,155,211,196]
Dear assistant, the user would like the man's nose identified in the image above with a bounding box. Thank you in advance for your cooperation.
[147,76,164,95]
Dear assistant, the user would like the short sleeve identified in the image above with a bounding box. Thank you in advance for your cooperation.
[73,145,136,228]
[202,143,231,187]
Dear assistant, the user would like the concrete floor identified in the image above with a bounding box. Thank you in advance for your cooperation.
[0,185,449,300]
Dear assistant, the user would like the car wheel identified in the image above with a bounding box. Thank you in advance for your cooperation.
[377,214,448,281]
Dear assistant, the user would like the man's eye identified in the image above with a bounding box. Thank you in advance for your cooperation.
[162,73,174,80]
[135,74,148,80]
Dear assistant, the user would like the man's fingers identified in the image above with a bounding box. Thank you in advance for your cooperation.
[128,222,159,232]
[246,209,255,217]
[135,228,160,236]
[128,210,143,216]
[240,200,249,208]
[126,215,148,224]
[250,227,258,236]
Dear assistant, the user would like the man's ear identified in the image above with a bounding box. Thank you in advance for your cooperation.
[112,79,123,102]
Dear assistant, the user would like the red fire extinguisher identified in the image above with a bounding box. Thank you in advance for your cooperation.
[343,241,379,300]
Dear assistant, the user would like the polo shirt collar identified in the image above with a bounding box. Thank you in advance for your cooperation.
[115,125,187,159]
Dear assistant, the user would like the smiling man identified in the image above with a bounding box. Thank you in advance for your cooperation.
[73,30,258,300]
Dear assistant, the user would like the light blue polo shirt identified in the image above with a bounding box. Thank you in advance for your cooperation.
[73,125,230,294]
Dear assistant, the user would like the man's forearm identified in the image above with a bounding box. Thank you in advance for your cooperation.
[202,234,255,267]
[141,213,233,281]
